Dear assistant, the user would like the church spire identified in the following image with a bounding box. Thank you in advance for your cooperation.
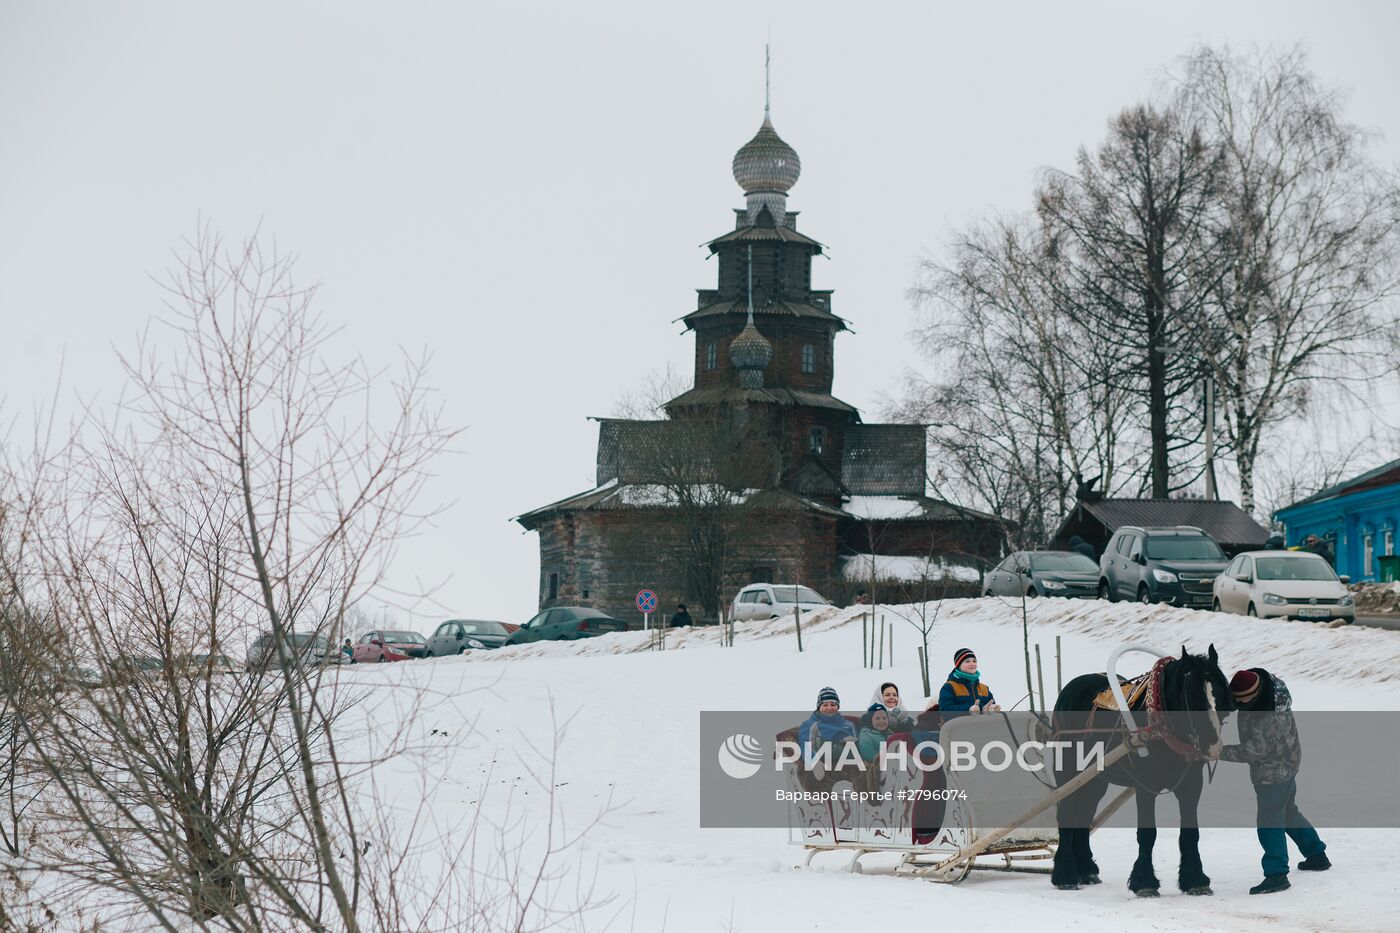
[732,45,800,225]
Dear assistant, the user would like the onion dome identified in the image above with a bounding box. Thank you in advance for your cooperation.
[729,320,773,388]
[732,114,801,224]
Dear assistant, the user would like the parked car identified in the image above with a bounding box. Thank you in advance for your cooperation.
[729,583,830,622]
[351,630,426,663]
[1098,525,1229,608]
[244,632,334,672]
[504,607,628,645]
[982,550,1100,598]
[1212,550,1355,622]
[424,619,514,656]
[178,653,238,675]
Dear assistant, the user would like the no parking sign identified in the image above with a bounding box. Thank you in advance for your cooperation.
[636,589,657,628]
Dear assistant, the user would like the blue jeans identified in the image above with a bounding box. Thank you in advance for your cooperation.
[1255,778,1325,877]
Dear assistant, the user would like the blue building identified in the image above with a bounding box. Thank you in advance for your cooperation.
[1274,458,1400,582]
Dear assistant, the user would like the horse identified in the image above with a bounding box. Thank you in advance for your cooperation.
[1049,645,1234,896]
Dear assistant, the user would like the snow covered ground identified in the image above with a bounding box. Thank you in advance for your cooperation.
[336,598,1400,931]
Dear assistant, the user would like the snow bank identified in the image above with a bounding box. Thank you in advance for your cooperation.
[839,553,982,583]
[479,596,1400,693]
[841,495,925,519]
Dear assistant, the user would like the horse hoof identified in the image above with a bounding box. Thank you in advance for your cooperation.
[1053,883,1080,891]
[1134,888,1160,898]
[1184,886,1213,896]
[1082,874,1101,885]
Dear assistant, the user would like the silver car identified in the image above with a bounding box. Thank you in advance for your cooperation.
[982,550,1100,598]
[244,632,332,672]
[729,583,829,622]
[1212,551,1355,622]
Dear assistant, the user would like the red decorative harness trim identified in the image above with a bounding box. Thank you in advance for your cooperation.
[1140,656,1199,758]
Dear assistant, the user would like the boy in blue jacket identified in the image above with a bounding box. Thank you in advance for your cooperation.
[938,648,1000,718]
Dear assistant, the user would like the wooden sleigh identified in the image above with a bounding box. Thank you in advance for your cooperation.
[782,646,1163,884]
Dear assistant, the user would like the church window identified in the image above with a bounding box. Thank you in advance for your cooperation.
[809,426,826,455]
[751,566,773,584]
[801,344,815,373]
[548,572,559,601]
[706,342,717,370]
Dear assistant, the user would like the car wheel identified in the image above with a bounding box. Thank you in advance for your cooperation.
[983,590,992,597]
[1212,599,1221,613]
[1026,587,1038,598]
[1098,580,1113,602]
[1138,586,1152,604]
[378,654,386,663]
[349,658,357,665]
[1247,603,1258,617]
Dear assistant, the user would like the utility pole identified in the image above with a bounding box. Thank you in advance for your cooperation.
[1204,373,1218,500]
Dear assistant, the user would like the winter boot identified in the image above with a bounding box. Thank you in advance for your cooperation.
[1297,853,1331,872]
[1249,874,1290,895]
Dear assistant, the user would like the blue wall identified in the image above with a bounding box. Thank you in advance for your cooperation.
[1275,483,1400,582]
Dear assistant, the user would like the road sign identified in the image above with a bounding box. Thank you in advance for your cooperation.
[636,589,658,614]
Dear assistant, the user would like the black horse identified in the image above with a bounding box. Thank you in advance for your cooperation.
[1050,645,1234,896]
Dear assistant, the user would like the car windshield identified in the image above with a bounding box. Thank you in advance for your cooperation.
[1254,556,1337,582]
[288,634,328,649]
[1030,552,1098,572]
[459,621,506,635]
[1144,536,1224,561]
[773,586,827,604]
[383,631,423,643]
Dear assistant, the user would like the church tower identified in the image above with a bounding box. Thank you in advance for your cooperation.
[664,97,856,499]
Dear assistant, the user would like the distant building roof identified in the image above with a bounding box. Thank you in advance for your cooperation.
[511,481,848,531]
[662,385,858,414]
[1278,458,1400,512]
[841,424,926,496]
[680,298,846,329]
[706,223,823,248]
[841,494,1001,524]
[1053,498,1269,551]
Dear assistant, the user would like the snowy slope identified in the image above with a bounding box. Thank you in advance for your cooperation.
[336,598,1400,931]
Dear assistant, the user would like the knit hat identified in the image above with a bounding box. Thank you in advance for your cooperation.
[953,648,976,667]
[817,686,840,707]
[1230,670,1261,706]
[867,703,887,714]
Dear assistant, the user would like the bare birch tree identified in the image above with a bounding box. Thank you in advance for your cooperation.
[1176,44,1400,511]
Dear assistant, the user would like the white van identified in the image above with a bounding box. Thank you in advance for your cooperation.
[729,583,829,622]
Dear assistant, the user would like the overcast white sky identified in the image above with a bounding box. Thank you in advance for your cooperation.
[3,1,1398,626]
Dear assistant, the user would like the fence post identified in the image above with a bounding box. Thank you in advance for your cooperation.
[794,605,803,652]
[877,616,885,671]
[1055,635,1062,694]
[862,613,869,668]
[887,617,893,667]
[1034,643,1046,712]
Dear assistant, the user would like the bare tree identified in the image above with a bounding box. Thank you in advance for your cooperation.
[1038,103,1227,497]
[1176,44,1400,511]
[903,217,1144,546]
[0,228,616,930]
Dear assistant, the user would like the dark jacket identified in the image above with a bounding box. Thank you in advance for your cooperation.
[669,609,693,628]
[938,671,994,717]
[1304,540,1336,566]
[1220,671,1301,785]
